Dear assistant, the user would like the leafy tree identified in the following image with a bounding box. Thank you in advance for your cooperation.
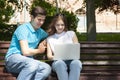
[0,0,14,23]
[96,0,120,14]
[0,0,19,40]
[31,0,57,16]
[82,0,120,41]
[0,0,30,24]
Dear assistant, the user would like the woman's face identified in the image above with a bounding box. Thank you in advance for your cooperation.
[31,15,46,30]
[55,19,65,34]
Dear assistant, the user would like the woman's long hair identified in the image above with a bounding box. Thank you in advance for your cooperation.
[47,13,68,36]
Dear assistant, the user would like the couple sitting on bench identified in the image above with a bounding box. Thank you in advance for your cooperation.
[5,6,82,80]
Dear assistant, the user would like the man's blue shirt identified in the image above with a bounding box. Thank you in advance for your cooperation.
[5,22,48,59]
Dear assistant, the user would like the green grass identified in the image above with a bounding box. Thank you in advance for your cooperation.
[77,33,120,41]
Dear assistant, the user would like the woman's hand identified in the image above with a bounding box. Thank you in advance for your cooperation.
[47,43,54,60]
[48,55,54,60]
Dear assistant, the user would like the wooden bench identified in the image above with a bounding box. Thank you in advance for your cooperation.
[0,41,16,80]
[0,41,120,80]
[80,42,120,80]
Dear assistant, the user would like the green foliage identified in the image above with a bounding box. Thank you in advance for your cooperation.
[95,0,119,14]
[62,11,78,31]
[0,23,17,41]
[83,0,120,14]
[0,0,17,23]
[31,0,57,16]
[0,0,19,41]
[76,32,87,41]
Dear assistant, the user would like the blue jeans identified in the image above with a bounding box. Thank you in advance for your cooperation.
[52,60,82,80]
[5,54,51,80]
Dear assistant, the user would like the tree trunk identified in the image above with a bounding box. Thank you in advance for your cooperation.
[86,0,96,41]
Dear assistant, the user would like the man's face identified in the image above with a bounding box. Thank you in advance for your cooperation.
[32,15,46,30]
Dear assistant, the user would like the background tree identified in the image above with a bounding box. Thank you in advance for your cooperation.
[0,0,18,41]
[82,0,120,41]
[86,0,96,41]
[0,0,16,24]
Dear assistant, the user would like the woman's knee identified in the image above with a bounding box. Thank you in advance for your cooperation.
[52,60,67,70]
[70,60,82,69]
[53,60,65,66]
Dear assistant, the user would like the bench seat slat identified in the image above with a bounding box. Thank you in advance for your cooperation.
[0,49,8,54]
[82,61,120,66]
[80,72,120,76]
[80,55,120,60]
[81,44,120,49]
[82,66,120,70]
[0,41,10,48]
[0,62,5,67]
[81,49,120,54]
[80,42,120,49]
[0,56,5,60]
[0,44,10,48]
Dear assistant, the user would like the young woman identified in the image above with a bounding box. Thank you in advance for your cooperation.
[47,13,82,80]
[5,6,51,80]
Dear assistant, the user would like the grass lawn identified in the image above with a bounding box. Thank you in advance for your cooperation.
[77,33,120,41]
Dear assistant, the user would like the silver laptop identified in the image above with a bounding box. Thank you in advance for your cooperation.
[53,43,80,60]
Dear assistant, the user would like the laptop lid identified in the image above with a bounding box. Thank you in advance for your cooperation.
[53,43,80,60]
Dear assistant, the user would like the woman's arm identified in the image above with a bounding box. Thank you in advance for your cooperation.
[72,33,79,43]
[47,43,53,60]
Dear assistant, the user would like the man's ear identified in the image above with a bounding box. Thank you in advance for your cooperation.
[31,15,34,20]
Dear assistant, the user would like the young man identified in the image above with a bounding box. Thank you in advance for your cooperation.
[5,6,51,80]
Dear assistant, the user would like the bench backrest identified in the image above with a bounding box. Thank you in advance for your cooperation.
[0,41,10,67]
[80,41,120,74]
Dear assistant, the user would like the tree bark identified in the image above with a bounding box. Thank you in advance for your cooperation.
[86,0,96,41]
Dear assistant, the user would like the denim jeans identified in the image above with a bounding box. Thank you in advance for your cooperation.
[5,54,51,80]
[52,60,82,80]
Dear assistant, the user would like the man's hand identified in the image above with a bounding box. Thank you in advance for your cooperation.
[38,40,47,54]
